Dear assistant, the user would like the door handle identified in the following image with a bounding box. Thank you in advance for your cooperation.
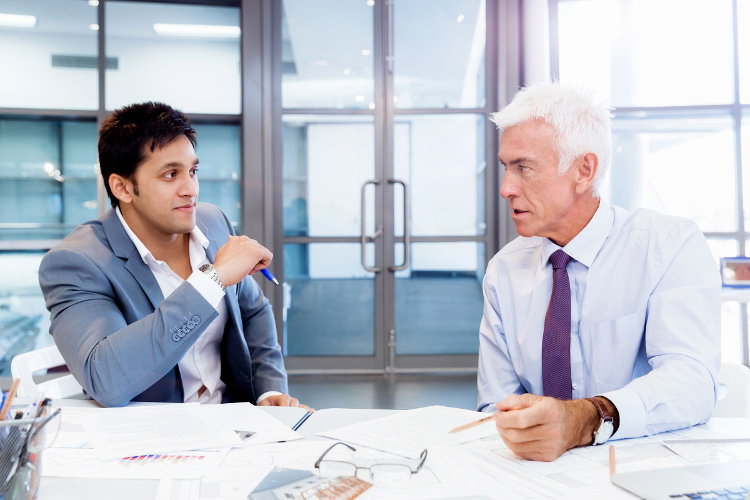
[360,179,382,272]
[388,178,410,271]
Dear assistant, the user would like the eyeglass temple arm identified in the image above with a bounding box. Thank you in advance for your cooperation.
[314,441,357,468]
[413,449,428,474]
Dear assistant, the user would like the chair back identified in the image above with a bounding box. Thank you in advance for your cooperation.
[9,345,83,399]
[714,362,750,417]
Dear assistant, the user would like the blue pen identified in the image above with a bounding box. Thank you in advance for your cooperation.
[260,268,280,285]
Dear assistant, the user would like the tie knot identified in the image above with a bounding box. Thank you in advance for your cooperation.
[549,249,571,270]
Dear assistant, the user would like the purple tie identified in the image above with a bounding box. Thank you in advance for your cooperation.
[542,249,573,400]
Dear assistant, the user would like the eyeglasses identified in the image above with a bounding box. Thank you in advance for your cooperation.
[314,442,428,488]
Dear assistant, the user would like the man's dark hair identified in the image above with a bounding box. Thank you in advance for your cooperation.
[98,102,196,207]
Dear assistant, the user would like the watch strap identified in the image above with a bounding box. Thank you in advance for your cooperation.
[199,264,225,292]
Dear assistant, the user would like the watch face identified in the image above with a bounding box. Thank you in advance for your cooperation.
[594,420,614,445]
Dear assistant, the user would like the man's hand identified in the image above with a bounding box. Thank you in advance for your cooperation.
[257,394,314,412]
[494,394,599,461]
[212,235,273,287]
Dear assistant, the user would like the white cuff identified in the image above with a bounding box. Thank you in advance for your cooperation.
[256,391,283,404]
[601,386,647,440]
[187,270,225,309]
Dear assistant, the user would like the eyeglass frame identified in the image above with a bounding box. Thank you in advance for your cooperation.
[314,442,428,481]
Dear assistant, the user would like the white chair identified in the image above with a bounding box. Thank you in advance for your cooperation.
[10,344,83,399]
[714,362,750,417]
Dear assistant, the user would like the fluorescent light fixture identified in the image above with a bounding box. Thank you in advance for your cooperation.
[0,13,37,28]
[153,23,240,38]
[89,23,99,31]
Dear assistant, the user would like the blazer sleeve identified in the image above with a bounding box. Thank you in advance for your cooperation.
[39,245,219,407]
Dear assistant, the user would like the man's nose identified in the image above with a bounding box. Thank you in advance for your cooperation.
[499,172,516,199]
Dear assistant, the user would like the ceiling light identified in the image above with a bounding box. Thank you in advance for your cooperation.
[366,0,375,6]
[354,95,365,102]
[153,23,240,38]
[89,23,99,31]
[456,14,465,23]
[88,0,99,6]
[0,13,37,28]
[361,49,371,56]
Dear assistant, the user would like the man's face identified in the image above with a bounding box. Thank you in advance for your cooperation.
[121,134,199,239]
[498,119,583,245]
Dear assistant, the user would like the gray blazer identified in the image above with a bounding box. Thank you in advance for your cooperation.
[38,203,288,407]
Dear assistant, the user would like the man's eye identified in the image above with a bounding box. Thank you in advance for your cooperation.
[164,171,176,179]
[190,167,199,176]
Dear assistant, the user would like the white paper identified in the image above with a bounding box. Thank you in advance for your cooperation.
[42,447,228,479]
[197,403,302,446]
[82,403,242,457]
[318,405,498,458]
[662,438,750,464]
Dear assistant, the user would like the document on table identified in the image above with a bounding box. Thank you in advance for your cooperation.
[42,447,229,479]
[197,403,302,446]
[318,405,498,458]
[662,438,750,464]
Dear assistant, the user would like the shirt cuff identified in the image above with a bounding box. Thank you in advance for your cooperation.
[187,270,225,309]
[256,391,283,404]
[601,386,648,440]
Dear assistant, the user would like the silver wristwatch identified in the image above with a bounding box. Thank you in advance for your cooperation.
[199,263,225,292]
[586,396,615,445]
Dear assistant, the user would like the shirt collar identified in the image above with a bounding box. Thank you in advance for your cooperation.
[115,206,209,264]
[541,199,614,268]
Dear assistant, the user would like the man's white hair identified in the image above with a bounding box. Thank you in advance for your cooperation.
[490,82,612,193]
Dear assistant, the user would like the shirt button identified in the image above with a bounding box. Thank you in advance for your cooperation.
[572,383,579,390]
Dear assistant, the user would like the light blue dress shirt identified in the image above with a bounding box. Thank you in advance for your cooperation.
[477,200,721,440]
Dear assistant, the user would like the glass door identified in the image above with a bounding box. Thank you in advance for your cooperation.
[277,0,497,372]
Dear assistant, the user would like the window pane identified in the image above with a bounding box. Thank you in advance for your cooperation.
[394,114,485,236]
[740,0,750,103]
[0,119,97,240]
[281,0,373,109]
[106,2,240,114]
[744,118,750,231]
[606,113,736,232]
[193,124,241,229]
[283,243,375,356]
[395,242,484,355]
[393,0,485,109]
[282,115,374,237]
[722,301,743,364]
[0,251,51,377]
[0,0,97,110]
[558,0,734,107]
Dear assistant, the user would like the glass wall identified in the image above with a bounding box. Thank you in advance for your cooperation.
[0,0,242,376]
[556,0,750,365]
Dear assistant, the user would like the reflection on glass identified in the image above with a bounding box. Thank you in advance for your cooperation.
[0,119,97,240]
[281,0,373,109]
[394,0,485,108]
[558,0,734,107]
[608,114,736,232]
[193,124,241,228]
[283,243,375,356]
[395,242,483,355]
[0,252,51,377]
[106,2,240,114]
[0,0,97,110]
[282,115,374,237]
[394,114,485,236]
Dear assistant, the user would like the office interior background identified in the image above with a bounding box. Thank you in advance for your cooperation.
[0,0,748,408]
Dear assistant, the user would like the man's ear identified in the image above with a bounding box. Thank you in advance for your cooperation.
[109,174,135,205]
[574,152,598,194]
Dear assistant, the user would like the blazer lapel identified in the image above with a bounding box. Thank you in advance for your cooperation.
[101,209,164,309]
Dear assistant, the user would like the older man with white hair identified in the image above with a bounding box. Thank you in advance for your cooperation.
[477,82,720,461]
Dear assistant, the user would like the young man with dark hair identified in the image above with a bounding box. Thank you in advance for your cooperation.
[39,102,303,408]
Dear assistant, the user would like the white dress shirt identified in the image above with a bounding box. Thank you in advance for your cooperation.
[477,200,721,439]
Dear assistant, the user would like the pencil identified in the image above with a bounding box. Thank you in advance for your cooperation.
[0,378,20,420]
[450,414,495,434]
[609,445,616,475]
